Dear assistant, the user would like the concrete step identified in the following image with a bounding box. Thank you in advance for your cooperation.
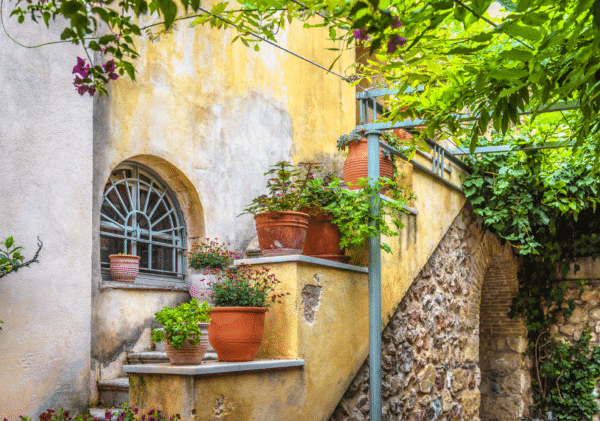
[128,351,218,364]
[97,378,129,408]
[89,408,122,420]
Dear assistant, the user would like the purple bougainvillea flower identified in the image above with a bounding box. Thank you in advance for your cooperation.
[353,28,369,41]
[72,57,90,78]
[88,85,96,96]
[77,85,89,95]
[391,17,403,28]
[103,59,116,73]
[108,72,119,80]
[387,35,407,53]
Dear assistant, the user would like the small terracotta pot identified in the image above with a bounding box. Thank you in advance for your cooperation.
[254,211,310,256]
[109,254,140,282]
[300,207,347,263]
[343,138,394,190]
[163,322,210,365]
[187,269,224,305]
[208,307,267,362]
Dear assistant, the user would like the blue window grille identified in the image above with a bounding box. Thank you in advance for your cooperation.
[100,162,186,281]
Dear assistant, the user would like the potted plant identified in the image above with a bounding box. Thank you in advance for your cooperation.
[299,172,348,262]
[109,253,140,282]
[208,264,288,362]
[185,239,240,304]
[151,298,212,365]
[241,161,318,256]
[325,177,414,254]
[337,130,395,190]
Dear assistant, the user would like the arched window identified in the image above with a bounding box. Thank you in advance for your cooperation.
[100,162,186,284]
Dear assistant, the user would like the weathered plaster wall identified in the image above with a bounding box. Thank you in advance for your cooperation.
[330,205,528,421]
[89,5,357,389]
[0,16,94,418]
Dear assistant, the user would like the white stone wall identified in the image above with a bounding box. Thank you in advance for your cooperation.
[0,14,94,418]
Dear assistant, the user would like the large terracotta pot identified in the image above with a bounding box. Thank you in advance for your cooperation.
[208,307,267,362]
[109,254,140,282]
[187,269,224,305]
[300,207,347,263]
[163,322,210,365]
[254,211,310,256]
[342,138,394,190]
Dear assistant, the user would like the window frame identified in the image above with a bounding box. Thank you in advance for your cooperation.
[100,162,187,287]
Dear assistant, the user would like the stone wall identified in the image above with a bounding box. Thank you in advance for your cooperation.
[329,205,528,421]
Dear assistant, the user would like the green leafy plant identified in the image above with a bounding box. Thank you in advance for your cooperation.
[151,298,212,349]
[186,238,240,271]
[241,161,319,214]
[530,328,600,421]
[211,264,288,308]
[463,128,600,419]
[324,177,412,253]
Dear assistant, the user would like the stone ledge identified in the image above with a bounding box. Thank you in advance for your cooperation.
[235,255,368,273]
[123,359,305,376]
[100,281,189,292]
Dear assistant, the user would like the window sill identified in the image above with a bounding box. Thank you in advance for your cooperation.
[100,280,189,292]
[123,359,305,376]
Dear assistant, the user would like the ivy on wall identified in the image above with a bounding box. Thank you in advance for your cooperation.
[462,127,600,419]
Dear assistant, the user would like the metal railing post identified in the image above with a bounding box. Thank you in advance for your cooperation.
[366,130,382,421]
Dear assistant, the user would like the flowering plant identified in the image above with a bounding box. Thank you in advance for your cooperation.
[10,404,180,421]
[241,161,320,214]
[186,238,240,271]
[151,298,212,348]
[211,264,289,308]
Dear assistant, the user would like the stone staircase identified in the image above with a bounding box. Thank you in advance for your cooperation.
[93,345,218,410]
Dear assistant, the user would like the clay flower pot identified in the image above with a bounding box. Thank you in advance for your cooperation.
[208,307,267,362]
[163,322,210,365]
[343,138,394,190]
[254,211,310,256]
[109,254,140,282]
[187,269,224,305]
[300,207,347,263]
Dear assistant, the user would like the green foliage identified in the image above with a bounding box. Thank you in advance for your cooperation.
[211,264,288,307]
[186,238,240,271]
[0,236,25,278]
[324,177,412,253]
[463,129,600,419]
[151,298,212,349]
[12,0,600,155]
[535,329,600,421]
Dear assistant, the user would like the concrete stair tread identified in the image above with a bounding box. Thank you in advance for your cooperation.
[97,377,129,390]
[127,351,218,364]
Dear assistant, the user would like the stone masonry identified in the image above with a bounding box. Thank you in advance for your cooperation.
[329,204,529,421]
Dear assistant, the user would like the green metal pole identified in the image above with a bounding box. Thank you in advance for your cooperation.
[366,130,382,421]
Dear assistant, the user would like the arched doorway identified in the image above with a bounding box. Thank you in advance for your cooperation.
[478,255,529,421]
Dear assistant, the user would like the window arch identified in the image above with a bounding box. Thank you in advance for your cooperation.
[100,162,186,283]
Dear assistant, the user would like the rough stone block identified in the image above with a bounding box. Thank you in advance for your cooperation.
[560,324,574,336]
[462,337,479,364]
[568,306,588,324]
[452,369,467,393]
[506,336,527,353]
[461,389,480,416]
[418,365,436,393]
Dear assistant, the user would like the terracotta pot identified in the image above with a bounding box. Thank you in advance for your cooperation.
[254,211,310,256]
[300,207,347,263]
[109,254,140,282]
[342,138,394,190]
[208,307,267,362]
[163,322,210,365]
[187,269,224,305]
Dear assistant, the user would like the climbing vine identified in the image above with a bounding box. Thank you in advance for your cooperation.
[462,126,600,419]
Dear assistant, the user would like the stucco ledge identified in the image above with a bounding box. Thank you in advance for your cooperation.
[123,359,305,376]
